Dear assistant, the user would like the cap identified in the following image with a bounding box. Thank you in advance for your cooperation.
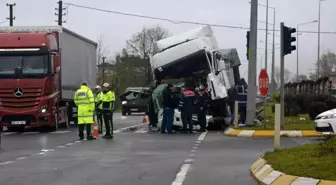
[95,85,101,89]
[103,83,110,88]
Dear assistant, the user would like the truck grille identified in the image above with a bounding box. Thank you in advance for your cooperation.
[0,88,41,109]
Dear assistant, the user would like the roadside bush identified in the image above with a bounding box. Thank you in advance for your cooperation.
[272,92,280,103]
[294,94,310,113]
[284,94,300,116]
[317,137,336,157]
[308,101,328,120]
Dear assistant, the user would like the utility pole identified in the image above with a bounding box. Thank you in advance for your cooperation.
[317,0,321,79]
[6,3,16,26]
[271,10,276,92]
[101,57,106,84]
[264,0,269,72]
[55,1,66,26]
[246,0,258,126]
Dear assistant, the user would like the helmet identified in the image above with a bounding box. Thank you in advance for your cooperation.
[103,83,110,88]
[95,85,101,89]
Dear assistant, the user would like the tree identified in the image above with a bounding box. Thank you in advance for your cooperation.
[126,25,169,83]
[275,66,292,85]
[298,74,308,81]
[316,51,336,77]
[96,34,110,84]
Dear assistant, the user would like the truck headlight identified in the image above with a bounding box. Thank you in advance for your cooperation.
[122,101,127,105]
[39,105,48,114]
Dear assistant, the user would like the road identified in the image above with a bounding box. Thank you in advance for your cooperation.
[0,113,320,185]
[0,113,144,162]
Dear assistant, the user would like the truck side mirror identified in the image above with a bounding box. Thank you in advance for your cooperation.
[53,55,61,73]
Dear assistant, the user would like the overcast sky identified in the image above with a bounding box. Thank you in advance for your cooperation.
[0,0,335,80]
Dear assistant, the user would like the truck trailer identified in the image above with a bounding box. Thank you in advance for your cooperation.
[149,26,243,130]
[0,26,97,132]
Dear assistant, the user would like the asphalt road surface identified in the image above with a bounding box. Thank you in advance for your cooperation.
[0,115,320,185]
[0,113,144,162]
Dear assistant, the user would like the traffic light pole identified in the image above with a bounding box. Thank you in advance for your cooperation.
[246,0,258,126]
[280,22,285,129]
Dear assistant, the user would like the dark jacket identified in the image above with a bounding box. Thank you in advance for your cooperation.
[198,89,210,108]
[162,88,175,108]
[235,85,247,108]
[179,89,196,114]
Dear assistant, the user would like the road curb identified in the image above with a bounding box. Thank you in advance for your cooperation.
[250,157,336,185]
[224,127,324,138]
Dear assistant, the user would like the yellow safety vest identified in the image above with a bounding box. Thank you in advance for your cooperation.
[74,85,95,124]
[95,91,103,109]
[102,90,115,111]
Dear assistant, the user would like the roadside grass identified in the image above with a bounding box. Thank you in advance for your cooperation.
[264,137,336,181]
[235,102,315,130]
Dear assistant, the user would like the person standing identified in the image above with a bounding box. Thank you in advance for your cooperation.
[236,80,248,125]
[160,84,175,134]
[179,85,196,134]
[94,85,103,134]
[99,83,115,139]
[74,82,96,140]
[197,83,210,132]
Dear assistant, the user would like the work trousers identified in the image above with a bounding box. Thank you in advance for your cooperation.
[161,107,174,133]
[78,124,92,139]
[238,106,247,124]
[103,110,113,136]
[197,108,206,131]
[182,112,193,132]
[96,109,103,133]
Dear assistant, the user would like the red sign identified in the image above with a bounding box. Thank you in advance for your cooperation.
[258,69,269,97]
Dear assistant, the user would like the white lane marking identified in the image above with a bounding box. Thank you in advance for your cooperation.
[0,161,14,165]
[51,131,71,134]
[57,145,66,148]
[16,156,27,160]
[3,132,16,136]
[21,132,40,135]
[184,158,194,163]
[171,131,208,185]
[134,130,148,133]
[197,132,207,141]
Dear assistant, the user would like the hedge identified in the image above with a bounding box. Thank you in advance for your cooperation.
[283,94,336,120]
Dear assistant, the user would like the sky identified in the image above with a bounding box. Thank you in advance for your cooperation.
[0,0,335,81]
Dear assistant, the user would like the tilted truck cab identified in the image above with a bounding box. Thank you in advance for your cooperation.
[149,26,242,130]
[0,26,97,131]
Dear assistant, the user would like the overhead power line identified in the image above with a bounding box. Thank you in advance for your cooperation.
[64,3,336,35]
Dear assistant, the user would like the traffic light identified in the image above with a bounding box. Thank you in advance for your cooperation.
[282,25,296,55]
[246,31,250,60]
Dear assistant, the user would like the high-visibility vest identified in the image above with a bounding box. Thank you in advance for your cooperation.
[74,85,95,124]
[95,91,103,109]
[102,90,115,111]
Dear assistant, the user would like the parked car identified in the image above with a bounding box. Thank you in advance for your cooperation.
[315,108,336,134]
[120,87,151,116]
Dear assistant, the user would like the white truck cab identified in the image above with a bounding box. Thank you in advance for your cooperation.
[149,26,241,130]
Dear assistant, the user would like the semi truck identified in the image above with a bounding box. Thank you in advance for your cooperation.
[0,26,97,132]
[149,26,243,130]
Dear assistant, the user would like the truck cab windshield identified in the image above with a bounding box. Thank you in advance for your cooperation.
[0,55,49,78]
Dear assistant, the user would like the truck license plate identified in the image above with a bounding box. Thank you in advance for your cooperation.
[11,121,26,125]
[130,109,138,111]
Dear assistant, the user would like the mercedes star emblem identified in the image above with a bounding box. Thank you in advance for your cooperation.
[13,87,24,97]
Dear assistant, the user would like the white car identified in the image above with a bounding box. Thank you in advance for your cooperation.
[315,109,336,134]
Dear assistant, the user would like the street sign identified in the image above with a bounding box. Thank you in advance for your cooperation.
[259,69,269,97]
